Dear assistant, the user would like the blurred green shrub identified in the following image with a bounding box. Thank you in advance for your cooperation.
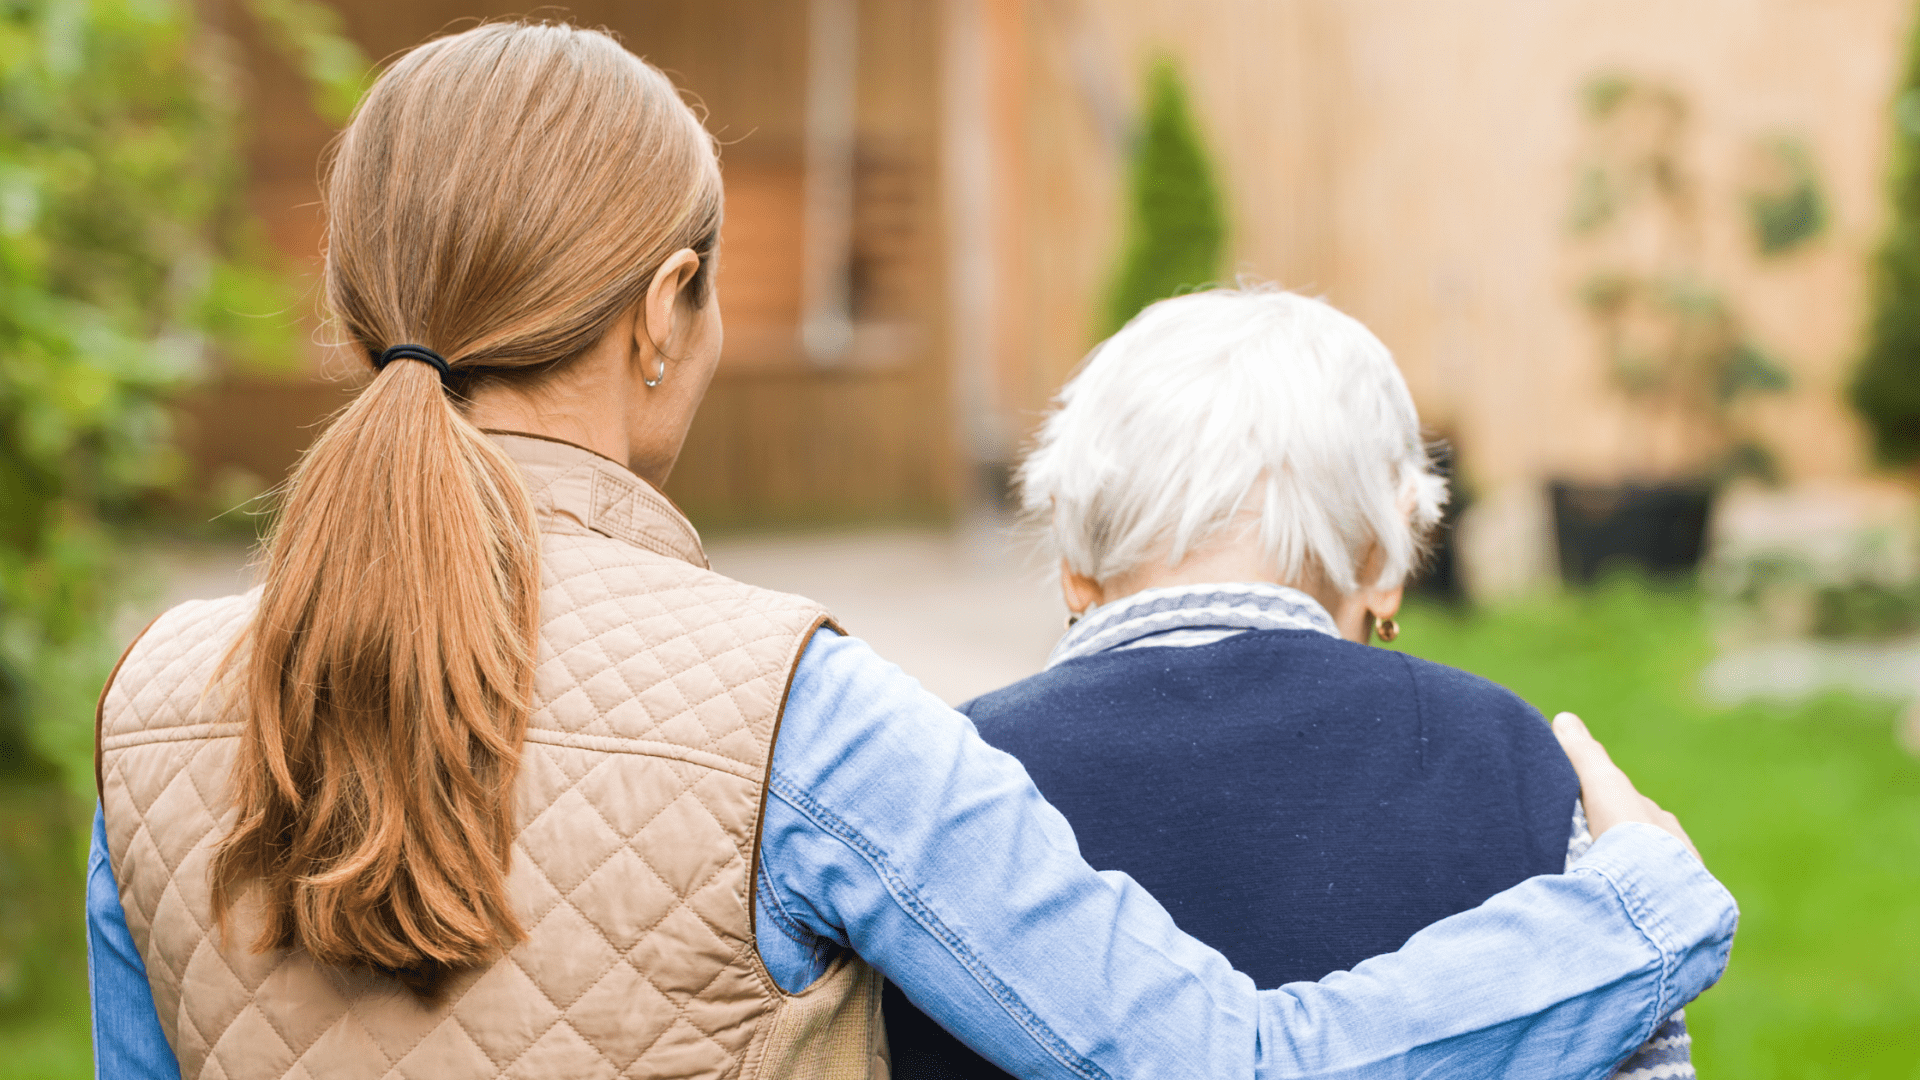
[1855,21,1920,469]
[248,0,371,125]
[1810,580,1920,641]
[1706,517,1920,646]
[1099,56,1226,339]
[3,0,242,786]
[0,0,366,1017]
[1745,137,1827,257]
[0,0,367,787]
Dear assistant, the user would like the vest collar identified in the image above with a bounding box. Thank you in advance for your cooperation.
[487,430,710,570]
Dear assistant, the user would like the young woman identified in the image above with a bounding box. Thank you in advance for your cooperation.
[88,22,1733,1080]
[884,288,1694,1080]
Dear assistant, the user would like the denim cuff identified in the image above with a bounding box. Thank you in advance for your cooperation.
[1570,822,1739,1018]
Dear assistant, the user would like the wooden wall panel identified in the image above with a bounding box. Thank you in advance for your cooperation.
[667,367,955,527]
[193,0,956,529]
[1006,0,1906,495]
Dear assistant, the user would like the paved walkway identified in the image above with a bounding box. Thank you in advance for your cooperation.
[706,521,1064,704]
[126,519,1068,707]
[1701,638,1920,706]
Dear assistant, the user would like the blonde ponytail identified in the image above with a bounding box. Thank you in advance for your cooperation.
[211,22,722,992]
[215,358,538,990]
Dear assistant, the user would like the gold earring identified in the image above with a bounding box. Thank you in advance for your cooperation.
[1374,617,1399,643]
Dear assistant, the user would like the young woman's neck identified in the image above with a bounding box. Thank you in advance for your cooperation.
[465,253,723,491]
[464,341,642,478]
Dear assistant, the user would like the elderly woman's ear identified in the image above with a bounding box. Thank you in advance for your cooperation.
[1061,561,1103,623]
[1326,582,1404,646]
[1317,542,1406,644]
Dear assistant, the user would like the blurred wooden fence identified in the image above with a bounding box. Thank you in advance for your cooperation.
[191,0,958,530]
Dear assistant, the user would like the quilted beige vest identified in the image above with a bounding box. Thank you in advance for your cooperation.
[96,432,887,1080]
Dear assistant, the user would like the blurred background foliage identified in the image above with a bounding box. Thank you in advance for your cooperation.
[1856,10,1920,471]
[1746,136,1829,258]
[0,0,365,1048]
[0,0,366,793]
[3,0,241,789]
[1099,56,1226,339]
[1569,73,1792,488]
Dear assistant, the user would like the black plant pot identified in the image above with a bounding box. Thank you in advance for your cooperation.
[1549,480,1714,586]
[1409,442,1469,604]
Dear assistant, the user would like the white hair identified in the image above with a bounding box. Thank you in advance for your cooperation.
[1020,286,1448,594]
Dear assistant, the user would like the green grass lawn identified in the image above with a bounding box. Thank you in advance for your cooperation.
[3,580,1915,1078]
[0,782,90,1080]
[1396,582,1920,1079]
[0,969,89,1080]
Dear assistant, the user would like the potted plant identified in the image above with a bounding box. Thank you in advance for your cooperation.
[1556,75,1795,584]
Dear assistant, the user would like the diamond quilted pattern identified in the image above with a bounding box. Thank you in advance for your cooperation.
[209,1005,297,1078]
[574,753,702,836]
[513,902,622,1010]
[97,435,882,1080]
[626,905,739,1000]
[181,939,254,1037]
[626,1016,734,1079]
[503,1023,617,1080]
[253,959,354,1056]
[445,960,557,1067]
[118,822,171,934]
[563,962,680,1069]
[629,793,738,899]
[499,841,566,930]
[352,976,469,1065]
[144,761,222,871]
[516,788,625,896]
[567,849,682,953]
[390,1021,499,1078]
[296,1013,400,1079]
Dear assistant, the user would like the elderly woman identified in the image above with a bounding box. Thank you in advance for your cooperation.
[886,287,1695,1080]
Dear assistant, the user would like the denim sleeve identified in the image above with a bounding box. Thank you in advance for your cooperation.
[1571,800,1699,1080]
[87,806,181,1080]
[757,630,1738,1080]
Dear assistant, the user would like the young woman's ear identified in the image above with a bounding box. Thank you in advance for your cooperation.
[638,247,704,359]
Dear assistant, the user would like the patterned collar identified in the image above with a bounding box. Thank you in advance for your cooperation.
[1047,581,1342,669]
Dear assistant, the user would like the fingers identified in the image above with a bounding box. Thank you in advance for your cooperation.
[1641,795,1701,863]
[1552,712,1606,771]
[1554,711,1634,822]
[1553,712,1703,865]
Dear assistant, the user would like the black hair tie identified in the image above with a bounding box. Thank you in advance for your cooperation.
[375,344,451,382]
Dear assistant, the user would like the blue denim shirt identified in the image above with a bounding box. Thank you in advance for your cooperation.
[89,629,1736,1079]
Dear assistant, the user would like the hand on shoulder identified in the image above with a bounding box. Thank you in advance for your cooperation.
[1553,712,1701,862]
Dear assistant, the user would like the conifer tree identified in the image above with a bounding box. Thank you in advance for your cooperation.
[1853,18,1920,468]
[1100,57,1227,338]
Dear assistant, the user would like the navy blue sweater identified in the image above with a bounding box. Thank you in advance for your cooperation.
[884,629,1580,1079]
